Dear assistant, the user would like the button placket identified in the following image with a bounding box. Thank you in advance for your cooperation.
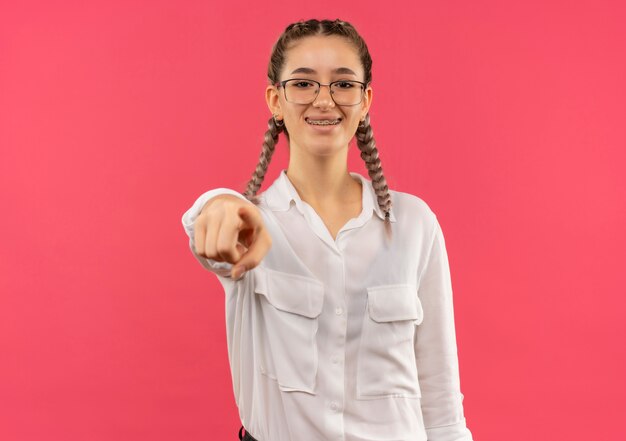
[325,253,346,421]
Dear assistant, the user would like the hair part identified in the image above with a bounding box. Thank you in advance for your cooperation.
[242,18,393,235]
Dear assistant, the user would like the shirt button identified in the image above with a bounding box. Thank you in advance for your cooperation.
[330,401,339,411]
[335,307,343,315]
[332,356,340,364]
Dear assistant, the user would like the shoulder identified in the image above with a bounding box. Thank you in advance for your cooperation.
[390,188,437,219]
[389,188,439,235]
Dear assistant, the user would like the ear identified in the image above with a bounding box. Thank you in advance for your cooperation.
[360,85,373,120]
[266,84,283,119]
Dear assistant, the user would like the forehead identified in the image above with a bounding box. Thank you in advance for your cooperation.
[283,35,362,77]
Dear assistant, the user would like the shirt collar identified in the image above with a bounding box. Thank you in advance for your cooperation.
[263,168,397,223]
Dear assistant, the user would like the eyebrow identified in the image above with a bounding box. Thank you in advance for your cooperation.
[290,67,357,76]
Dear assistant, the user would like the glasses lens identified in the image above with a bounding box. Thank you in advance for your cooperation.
[330,81,363,105]
[284,80,363,105]
[284,80,318,104]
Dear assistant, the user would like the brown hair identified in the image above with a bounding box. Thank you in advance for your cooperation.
[241,18,393,230]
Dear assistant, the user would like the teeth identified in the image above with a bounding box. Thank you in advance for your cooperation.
[306,118,341,125]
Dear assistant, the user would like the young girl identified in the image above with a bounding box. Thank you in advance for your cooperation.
[182,18,473,441]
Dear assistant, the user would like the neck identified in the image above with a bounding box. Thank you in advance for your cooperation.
[285,157,361,207]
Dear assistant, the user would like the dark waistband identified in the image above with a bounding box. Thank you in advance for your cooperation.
[238,425,259,441]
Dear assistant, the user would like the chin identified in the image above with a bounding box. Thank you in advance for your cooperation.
[307,141,347,156]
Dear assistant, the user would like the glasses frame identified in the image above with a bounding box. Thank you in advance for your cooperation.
[274,78,368,106]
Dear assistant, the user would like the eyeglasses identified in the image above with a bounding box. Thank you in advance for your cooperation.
[274,78,367,106]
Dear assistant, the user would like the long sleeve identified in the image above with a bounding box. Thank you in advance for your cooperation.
[181,188,253,278]
[415,216,473,441]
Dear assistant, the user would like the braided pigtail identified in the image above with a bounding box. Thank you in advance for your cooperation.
[356,113,393,238]
[242,115,285,204]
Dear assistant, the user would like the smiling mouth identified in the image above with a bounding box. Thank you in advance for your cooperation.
[305,117,342,126]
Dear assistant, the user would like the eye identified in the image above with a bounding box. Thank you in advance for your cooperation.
[335,81,355,89]
[293,80,316,88]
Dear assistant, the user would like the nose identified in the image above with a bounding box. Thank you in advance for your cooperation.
[312,85,335,108]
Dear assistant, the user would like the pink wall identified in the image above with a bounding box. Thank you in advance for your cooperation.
[1,1,625,440]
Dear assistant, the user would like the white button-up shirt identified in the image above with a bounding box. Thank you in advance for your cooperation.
[181,169,473,441]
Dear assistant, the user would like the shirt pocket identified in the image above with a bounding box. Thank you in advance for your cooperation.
[356,283,424,400]
[253,267,324,394]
